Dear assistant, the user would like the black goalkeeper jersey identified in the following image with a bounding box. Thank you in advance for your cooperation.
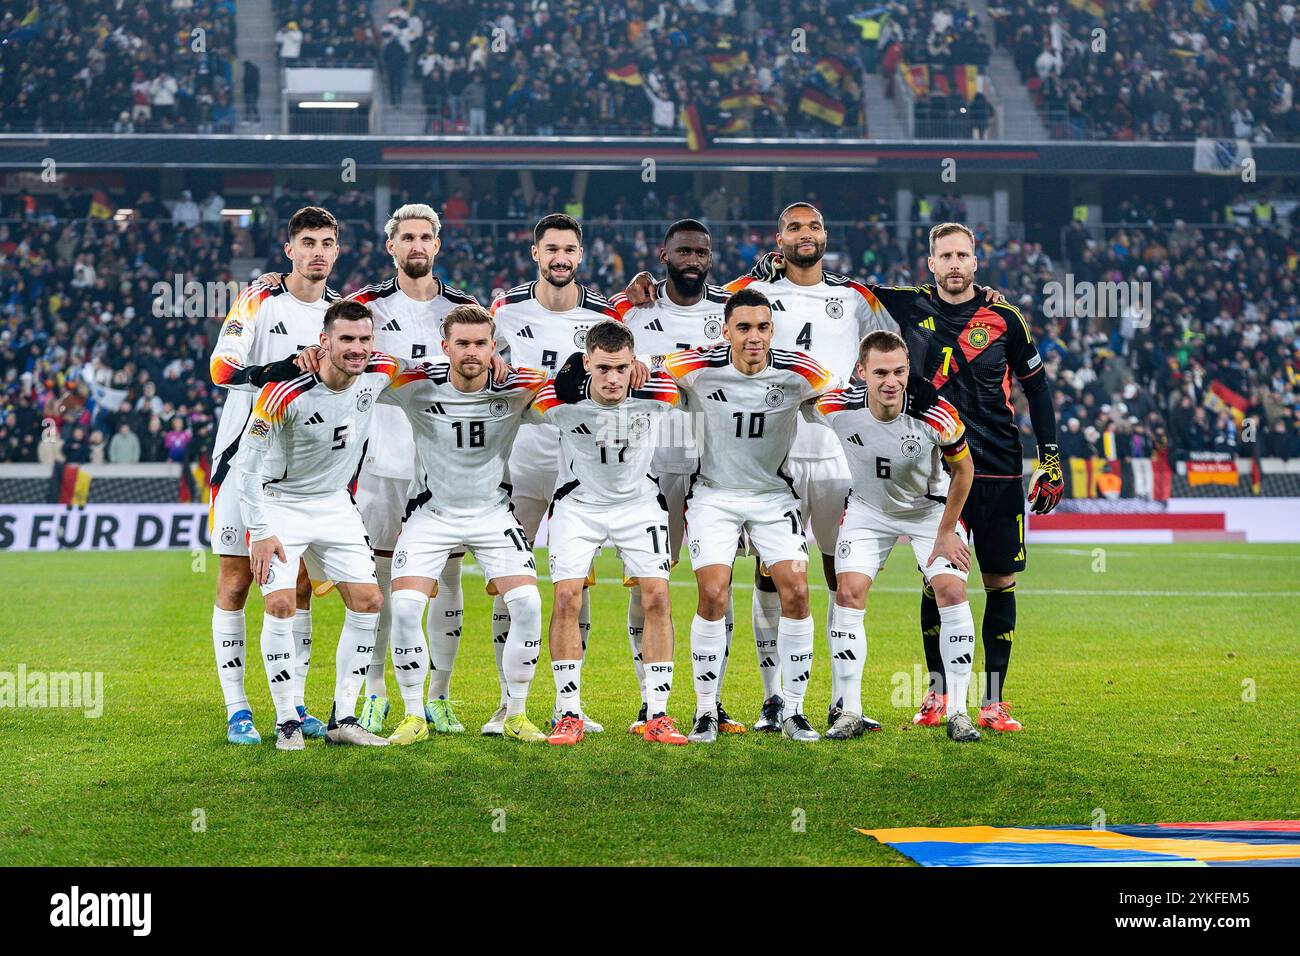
[872,285,1045,480]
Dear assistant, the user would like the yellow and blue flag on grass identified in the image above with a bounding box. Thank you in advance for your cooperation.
[858,822,1300,866]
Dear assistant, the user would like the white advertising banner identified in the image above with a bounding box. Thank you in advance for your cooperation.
[0,504,210,552]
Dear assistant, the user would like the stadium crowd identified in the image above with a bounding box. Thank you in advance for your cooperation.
[2,188,1297,500]
[0,0,240,134]
[992,0,1300,142]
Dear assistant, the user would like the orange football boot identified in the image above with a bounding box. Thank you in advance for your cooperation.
[546,714,584,745]
[977,701,1023,732]
[643,715,688,745]
[913,690,948,726]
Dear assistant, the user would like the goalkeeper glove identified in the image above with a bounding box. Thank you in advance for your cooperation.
[748,251,786,282]
[1027,443,1064,515]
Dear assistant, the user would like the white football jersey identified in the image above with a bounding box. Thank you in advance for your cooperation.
[380,361,548,519]
[349,277,480,481]
[660,345,837,496]
[237,354,402,539]
[490,282,621,476]
[803,378,968,518]
[525,370,681,506]
[725,272,898,459]
[613,279,728,474]
[209,276,341,490]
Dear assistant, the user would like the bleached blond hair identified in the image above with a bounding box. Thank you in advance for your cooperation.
[384,203,442,241]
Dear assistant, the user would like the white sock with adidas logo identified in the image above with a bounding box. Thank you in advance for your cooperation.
[939,601,976,718]
[261,612,298,726]
[552,660,582,718]
[829,604,866,717]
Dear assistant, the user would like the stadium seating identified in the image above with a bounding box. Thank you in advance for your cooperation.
[990,0,1300,142]
[0,0,239,134]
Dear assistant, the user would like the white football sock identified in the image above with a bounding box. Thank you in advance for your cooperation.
[426,554,464,700]
[552,659,582,717]
[690,614,726,718]
[777,615,814,719]
[291,608,312,711]
[389,589,429,717]
[492,593,510,708]
[501,585,542,717]
[334,608,379,721]
[626,587,647,704]
[716,594,735,696]
[752,588,782,699]
[260,612,297,726]
[212,605,248,718]
[645,660,674,719]
[578,587,591,654]
[365,554,392,699]
[829,604,866,716]
[940,601,976,717]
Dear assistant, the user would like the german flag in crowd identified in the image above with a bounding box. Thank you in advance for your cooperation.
[680,104,707,151]
[89,191,113,220]
[798,88,846,126]
[720,92,763,111]
[605,62,642,86]
[953,64,979,102]
[708,50,749,75]
[814,56,850,87]
[904,63,929,96]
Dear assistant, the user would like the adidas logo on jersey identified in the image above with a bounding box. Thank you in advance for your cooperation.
[380,319,401,332]
[769,300,786,311]
[646,318,664,331]
[425,402,446,415]
[516,325,535,339]
[570,423,592,435]
[706,389,729,402]
[269,322,288,334]
[847,433,863,446]
[918,317,936,331]
[305,412,325,425]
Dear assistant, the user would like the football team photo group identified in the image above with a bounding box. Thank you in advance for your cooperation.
[208,202,1060,754]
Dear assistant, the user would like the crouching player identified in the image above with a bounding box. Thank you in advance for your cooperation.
[536,322,687,745]
[381,304,551,744]
[803,330,981,742]
[238,300,400,750]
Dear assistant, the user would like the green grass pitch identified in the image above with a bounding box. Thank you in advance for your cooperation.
[1,542,1296,866]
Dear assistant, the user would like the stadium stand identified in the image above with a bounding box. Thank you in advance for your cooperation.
[991,0,1300,142]
[0,0,240,134]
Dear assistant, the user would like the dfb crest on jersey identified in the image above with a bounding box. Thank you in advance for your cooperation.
[357,391,374,412]
[764,385,785,408]
[825,298,844,319]
[629,413,652,437]
[703,317,723,340]
[689,539,701,559]
[837,540,852,559]
[573,328,588,349]
[393,550,408,570]
[489,397,510,418]
[967,324,990,349]
[220,526,238,547]
[900,433,924,459]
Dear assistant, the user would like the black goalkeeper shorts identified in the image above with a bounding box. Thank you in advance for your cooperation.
[959,477,1027,575]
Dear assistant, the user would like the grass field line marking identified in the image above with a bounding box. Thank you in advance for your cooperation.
[455,566,1299,598]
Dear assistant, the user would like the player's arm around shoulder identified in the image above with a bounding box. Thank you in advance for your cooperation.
[209,278,274,390]
[778,348,840,400]
[800,384,848,425]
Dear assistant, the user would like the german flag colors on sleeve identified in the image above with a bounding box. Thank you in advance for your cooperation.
[631,370,681,406]
[209,281,274,389]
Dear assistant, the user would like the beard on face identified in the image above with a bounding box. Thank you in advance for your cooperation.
[666,260,707,297]
[399,255,432,280]
[781,236,825,269]
[942,272,974,294]
[542,264,575,288]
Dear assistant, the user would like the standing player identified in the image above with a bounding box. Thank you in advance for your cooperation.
[658,288,838,743]
[804,330,980,742]
[609,219,738,736]
[486,213,623,735]
[209,206,342,744]
[380,304,551,744]
[237,300,399,749]
[899,223,1062,731]
[532,321,687,745]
